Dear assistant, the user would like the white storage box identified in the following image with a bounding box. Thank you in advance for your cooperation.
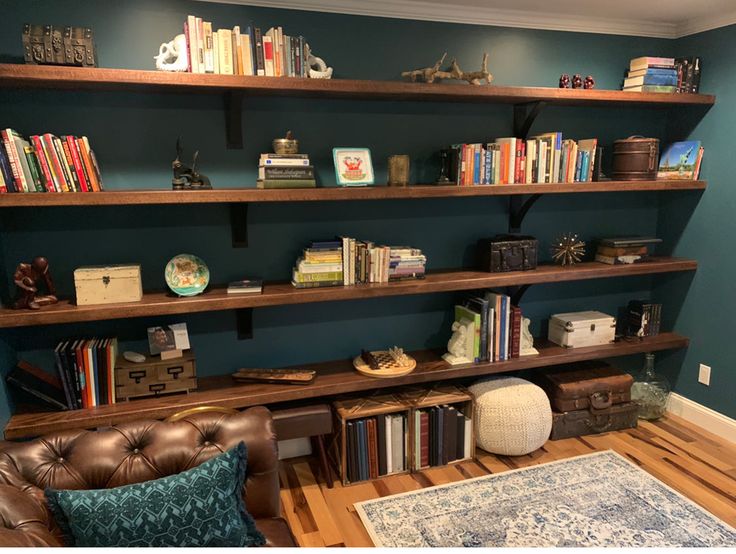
[74,264,143,306]
[548,310,616,348]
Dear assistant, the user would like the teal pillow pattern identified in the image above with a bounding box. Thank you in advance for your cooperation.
[45,442,265,547]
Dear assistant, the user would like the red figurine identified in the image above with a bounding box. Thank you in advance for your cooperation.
[584,75,595,89]
[559,74,571,88]
[572,74,583,89]
[12,256,58,310]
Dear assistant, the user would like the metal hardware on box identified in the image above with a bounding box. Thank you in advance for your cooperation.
[591,323,596,331]
[167,366,184,379]
[585,415,613,433]
[102,276,110,286]
[149,384,166,393]
[129,370,146,384]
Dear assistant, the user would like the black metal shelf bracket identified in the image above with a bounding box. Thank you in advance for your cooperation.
[513,100,546,140]
[509,284,532,306]
[230,203,249,248]
[236,308,254,340]
[225,91,245,149]
[508,194,542,233]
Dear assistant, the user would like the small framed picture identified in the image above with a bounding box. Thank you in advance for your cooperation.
[333,148,374,186]
[147,323,190,356]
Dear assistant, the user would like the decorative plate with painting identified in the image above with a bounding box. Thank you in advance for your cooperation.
[333,147,375,186]
[165,254,210,296]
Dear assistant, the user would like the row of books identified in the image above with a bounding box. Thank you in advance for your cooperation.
[345,414,407,482]
[623,56,701,93]
[52,338,119,410]
[626,299,662,338]
[413,404,472,470]
[455,291,522,363]
[183,15,310,77]
[450,135,598,185]
[257,153,316,189]
[594,236,661,266]
[292,239,427,288]
[0,129,103,193]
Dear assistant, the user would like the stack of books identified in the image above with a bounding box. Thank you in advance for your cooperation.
[292,238,427,288]
[657,141,704,180]
[257,153,315,189]
[627,299,662,338]
[623,56,701,93]
[0,129,103,193]
[226,279,263,294]
[413,405,472,470]
[450,134,598,185]
[52,338,119,409]
[594,237,661,265]
[454,291,522,363]
[345,413,408,482]
[182,16,310,77]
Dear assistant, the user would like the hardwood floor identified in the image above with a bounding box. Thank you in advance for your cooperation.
[278,413,736,547]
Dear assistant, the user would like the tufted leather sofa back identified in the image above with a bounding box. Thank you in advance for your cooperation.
[0,406,280,536]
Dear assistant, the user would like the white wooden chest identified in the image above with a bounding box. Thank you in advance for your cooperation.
[548,311,616,348]
[74,264,143,306]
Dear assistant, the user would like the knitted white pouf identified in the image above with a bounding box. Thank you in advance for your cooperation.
[469,376,552,456]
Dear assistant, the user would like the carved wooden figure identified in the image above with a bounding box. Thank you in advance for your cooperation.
[13,257,58,310]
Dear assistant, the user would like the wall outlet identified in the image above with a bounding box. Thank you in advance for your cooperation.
[698,363,711,386]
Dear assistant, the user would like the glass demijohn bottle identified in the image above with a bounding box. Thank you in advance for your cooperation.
[631,352,670,420]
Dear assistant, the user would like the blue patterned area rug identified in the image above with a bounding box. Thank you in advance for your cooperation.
[354,450,736,547]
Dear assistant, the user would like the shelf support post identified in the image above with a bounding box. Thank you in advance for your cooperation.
[230,203,249,248]
[225,91,245,149]
[509,284,532,306]
[508,194,542,233]
[236,308,253,340]
[513,101,546,140]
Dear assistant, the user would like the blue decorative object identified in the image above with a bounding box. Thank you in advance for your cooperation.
[164,253,210,297]
[355,451,736,547]
[45,442,265,547]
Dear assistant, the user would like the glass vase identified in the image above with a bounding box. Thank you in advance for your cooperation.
[631,352,670,421]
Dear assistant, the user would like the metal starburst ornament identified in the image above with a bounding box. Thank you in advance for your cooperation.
[551,233,586,266]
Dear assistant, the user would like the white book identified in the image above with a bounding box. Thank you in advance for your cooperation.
[385,415,393,474]
[260,157,310,166]
[391,415,403,472]
[195,17,205,74]
[203,21,214,73]
[213,33,219,73]
[504,294,511,361]
[263,35,274,76]
[463,416,472,458]
[233,26,242,75]
[242,34,254,76]
[217,29,234,75]
[350,238,356,286]
[538,141,548,183]
[186,15,199,73]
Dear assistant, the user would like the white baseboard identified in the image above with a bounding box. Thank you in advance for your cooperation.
[666,393,736,444]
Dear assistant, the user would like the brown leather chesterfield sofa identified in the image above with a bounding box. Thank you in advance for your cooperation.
[0,406,295,547]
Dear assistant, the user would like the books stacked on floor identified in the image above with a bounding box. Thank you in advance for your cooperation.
[226,279,263,294]
[413,404,472,470]
[345,413,408,483]
[182,15,311,77]
[292,238,427,288]
[449,134,598,185]
[623,56,701,93]
[0,130,103,193]
[657,141,704,180]
[454,291,522,363]
[257,153,315,189]
[52,338,119,409]
[626,299,662,338]
[594,237,662,265]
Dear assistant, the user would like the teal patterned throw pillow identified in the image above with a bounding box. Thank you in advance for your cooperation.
[45,442,265,547]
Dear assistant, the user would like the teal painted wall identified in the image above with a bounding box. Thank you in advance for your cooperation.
[653,24,736,418]
[0,0,699,430]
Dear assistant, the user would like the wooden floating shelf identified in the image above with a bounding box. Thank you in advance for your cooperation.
[0,258,696,328]
[3,332,689,440]
[0,64,715,106]
[0,181,707,207]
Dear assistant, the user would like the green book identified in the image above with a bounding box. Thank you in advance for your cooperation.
[23,146,45,192]
[455,305,481,362]
[257,179,316,189]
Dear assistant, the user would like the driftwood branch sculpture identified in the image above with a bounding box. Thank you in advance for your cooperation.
[401,52,493,85]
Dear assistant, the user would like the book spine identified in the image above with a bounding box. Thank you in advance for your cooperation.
[23,146,43,192]
[419,411,429,468]
[53,344,74,409]
[263,35,274,76]
[186,16,198,73]
[367,417,378,479]
[30,136,53,192]
[510,306,521,358]
[254,28,265,76]
[2,130,26,192]
[83,137,104,190]
[60,139,81,191]
[42,134,69,191]
[76,137,98,191]
[203,21,214,73]
[0,146,13,192]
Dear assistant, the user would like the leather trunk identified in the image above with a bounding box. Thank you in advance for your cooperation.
[611,137,660,181]
[535,361,633,413]
[478,235,538,273]
[550,402,639,440]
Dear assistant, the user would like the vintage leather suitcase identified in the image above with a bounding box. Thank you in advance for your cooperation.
[550,402,639,440]
[535,361,633,413]
[478,235,538,273]
[23,24,97,67]
[611,137,659,181]
[115,351,197,401]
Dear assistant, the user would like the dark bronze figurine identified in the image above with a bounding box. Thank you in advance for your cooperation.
[172,138,212,190]
[584,75,595,89]
[572,74,583,89]
[559,74,571,88]
[13,256,58,310]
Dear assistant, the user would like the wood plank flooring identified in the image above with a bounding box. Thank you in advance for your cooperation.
[278,413,736,547]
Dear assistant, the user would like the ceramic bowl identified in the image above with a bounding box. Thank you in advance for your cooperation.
[165,254,210,296]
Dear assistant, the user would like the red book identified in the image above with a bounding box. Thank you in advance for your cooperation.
[1,130,24,192]
[64,136,89,191]
[510,305,522,358]
[419,411,430,468]
[30,135,55,191]
[366,418,379,480]
[42,134,69,191]
[514,140,523,183]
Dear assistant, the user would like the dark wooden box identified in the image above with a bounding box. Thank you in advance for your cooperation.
[115,351,197,401]
[478,235,538,273]
[535,361,633,413]
[23,24,97,67]
[550,402,639,440]
[611,137,659,181]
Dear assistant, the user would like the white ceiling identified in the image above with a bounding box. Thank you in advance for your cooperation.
[199,0,736,38]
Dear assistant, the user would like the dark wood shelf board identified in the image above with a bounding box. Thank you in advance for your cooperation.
[3,332,689,440]
[0,181,708,207]
[0,64,715,106]
[0,258,696,328]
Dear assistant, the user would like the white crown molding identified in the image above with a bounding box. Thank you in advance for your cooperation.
[196,0,679,38]
[675,12,736,38]
[667,393,736,444]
